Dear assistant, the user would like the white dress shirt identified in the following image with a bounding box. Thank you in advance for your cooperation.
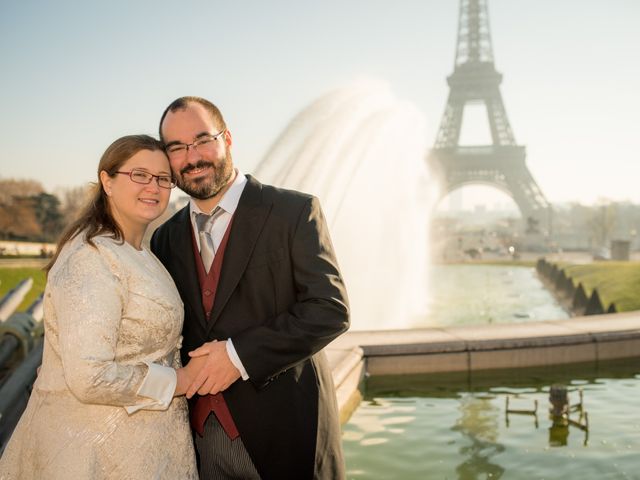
[188,169,249,380]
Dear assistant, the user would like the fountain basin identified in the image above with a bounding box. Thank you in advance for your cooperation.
[328,312,640,423]
[343,360,640,479]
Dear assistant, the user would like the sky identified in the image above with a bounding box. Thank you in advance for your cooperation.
[1,0,639,208]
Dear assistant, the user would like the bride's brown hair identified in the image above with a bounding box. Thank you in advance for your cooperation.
[45,135,165,274]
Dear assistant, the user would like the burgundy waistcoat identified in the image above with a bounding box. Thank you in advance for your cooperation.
[189,216,239,439]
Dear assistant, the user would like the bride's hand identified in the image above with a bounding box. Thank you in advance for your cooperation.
[174,355,208,396]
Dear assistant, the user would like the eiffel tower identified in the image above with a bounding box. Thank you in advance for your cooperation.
[428,0,550,234]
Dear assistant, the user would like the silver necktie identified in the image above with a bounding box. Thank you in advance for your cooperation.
[195,207,221,273]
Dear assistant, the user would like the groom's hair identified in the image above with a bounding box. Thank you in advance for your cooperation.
[159,96,227,143]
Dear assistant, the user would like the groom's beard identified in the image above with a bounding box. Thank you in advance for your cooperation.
[175,151,234,200]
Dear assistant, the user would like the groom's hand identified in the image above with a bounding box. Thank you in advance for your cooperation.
[175,355,208,396]
[186,340,241,398]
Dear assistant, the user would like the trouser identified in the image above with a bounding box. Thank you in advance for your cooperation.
[194,413,261,479]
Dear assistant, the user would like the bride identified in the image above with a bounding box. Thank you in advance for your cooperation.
[0,135,200,479]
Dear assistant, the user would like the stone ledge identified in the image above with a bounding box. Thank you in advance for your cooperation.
[327,312,640,423]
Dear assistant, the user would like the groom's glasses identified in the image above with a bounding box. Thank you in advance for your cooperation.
[164,129,226,160]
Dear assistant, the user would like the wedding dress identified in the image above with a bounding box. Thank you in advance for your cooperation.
[0,234,197,479]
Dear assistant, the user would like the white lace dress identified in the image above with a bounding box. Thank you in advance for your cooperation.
[0,234,197,479]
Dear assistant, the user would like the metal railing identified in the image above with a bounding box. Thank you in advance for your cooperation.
[0,279,44,452]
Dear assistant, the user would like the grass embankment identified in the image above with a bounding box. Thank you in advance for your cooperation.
[558,262,640,312]
[467,259,536,268]
[440,259,537,268]
[0,268,47,312]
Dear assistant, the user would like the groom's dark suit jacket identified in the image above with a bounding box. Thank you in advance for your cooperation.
[150,175,349,480]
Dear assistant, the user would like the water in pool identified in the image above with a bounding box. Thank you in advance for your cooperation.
[343,359,640,479]
[420,265,569,328]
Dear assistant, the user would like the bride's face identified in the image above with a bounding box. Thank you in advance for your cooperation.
[101,149,173,231]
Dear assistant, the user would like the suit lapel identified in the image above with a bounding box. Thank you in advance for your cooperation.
[169,205,208,330]
[208,176,271,331]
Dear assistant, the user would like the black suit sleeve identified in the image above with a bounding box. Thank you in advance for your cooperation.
[231,196,350,387]
[149,229,159,257]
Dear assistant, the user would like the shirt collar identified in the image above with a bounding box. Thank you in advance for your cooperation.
[189,168,247,218]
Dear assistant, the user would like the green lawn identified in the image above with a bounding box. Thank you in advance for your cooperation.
[0,268,47,312]
[3,261,637,315]
[438,259,537,268]
[467,259,537,268]
[558,262,640,312]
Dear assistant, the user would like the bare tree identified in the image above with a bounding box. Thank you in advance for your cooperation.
[0,197,41,240]
[55,184,92,227]
[0,178,44,205]
[587,201,617,249]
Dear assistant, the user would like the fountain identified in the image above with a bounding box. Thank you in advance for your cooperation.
[254,80,437,330]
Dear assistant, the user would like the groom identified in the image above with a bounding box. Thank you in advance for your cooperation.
[151,96,349,479]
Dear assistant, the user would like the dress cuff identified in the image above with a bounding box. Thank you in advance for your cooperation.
[226,339,249,380]
[124,362,177,414]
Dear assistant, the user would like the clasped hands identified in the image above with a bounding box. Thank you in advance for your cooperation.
[175,340,241,398]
